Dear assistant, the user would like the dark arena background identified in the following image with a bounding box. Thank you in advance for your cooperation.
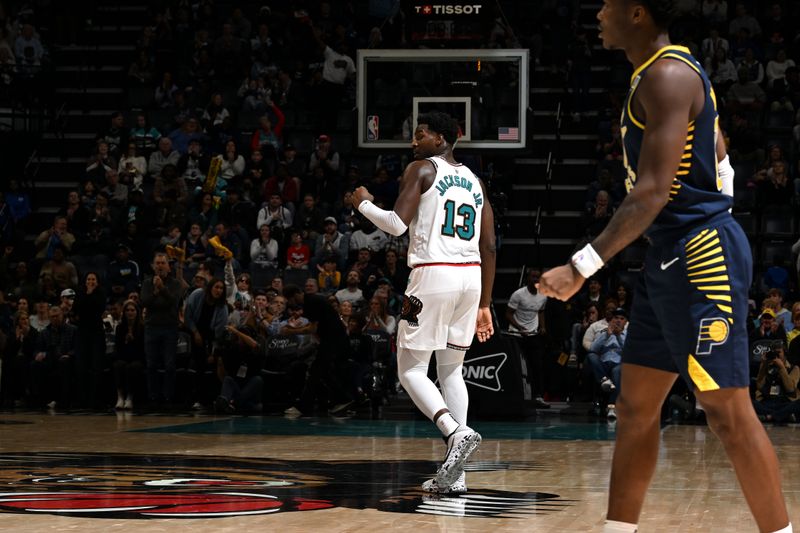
[0,0,799,531]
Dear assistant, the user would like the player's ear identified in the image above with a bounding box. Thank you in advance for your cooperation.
[631,4,645,24]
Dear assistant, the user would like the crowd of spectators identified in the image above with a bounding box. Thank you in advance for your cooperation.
[0,0,530,416]
[3,0,798,422]
[0,1,465,414]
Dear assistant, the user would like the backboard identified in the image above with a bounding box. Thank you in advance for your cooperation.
[357,49,528,149]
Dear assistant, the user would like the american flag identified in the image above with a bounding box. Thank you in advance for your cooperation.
[498,127,519,140]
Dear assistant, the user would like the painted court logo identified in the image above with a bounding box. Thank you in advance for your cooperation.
[0,452,569,519]
[400,294,423,327]
[695,317,730,355]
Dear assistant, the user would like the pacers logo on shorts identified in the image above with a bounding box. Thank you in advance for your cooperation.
[400,295,423,327]
[695,318,730,355]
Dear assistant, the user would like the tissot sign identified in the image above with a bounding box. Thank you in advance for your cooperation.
[414,4,483,15]
[408,1,486,42]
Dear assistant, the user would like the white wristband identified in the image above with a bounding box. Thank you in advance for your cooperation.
[357,200,408,236]
[571,244,604,278]
[718,154,734,198]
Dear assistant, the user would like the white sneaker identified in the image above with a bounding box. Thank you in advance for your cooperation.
[115,396,124,409]
[607,405,617,420]
[419,493,467,517]
[46,400,57,409]
[191,402,203,410]
[600,377,616,393]
[436,427,481,487]
[123,397,133,410]
[422,471,467,494]
[419,493,467,516]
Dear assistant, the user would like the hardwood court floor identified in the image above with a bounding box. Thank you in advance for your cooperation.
[0,412,799,532]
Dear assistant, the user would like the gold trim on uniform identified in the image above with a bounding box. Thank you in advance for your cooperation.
[685,229,733,315]
[686,237,721,258]
[688,264,727,277]
[688,274,729,283]
[686,229,714,250]
[629,45,693,83]
[687,246,724,265]
[688,354,720,391]
[697,285,732,292]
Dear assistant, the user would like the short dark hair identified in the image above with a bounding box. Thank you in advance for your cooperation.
[634,0,677,30]
[283,284,302,300]
[417,111,459,145]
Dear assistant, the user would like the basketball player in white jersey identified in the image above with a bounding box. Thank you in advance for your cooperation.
[353,111,496,493]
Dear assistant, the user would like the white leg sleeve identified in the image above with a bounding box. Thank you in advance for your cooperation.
[397,347,446,420]
[436,348,468,425]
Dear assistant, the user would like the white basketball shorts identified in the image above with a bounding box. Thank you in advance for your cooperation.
[397,264,481,352]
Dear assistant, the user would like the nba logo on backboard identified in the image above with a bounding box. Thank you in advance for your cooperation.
[367,115,379,141]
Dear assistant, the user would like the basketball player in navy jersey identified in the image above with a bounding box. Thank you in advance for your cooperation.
[353,111,496,493]
[538,2,791,532]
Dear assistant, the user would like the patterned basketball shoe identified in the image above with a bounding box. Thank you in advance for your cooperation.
[422,471,467,495]
[436,427,481,487]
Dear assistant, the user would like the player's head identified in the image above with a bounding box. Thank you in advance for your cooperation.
[412,111,459,159]
[597,0,676,50]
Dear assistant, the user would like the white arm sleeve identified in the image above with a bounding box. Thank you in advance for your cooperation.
[718,154,734,198]
[357,200,408,237]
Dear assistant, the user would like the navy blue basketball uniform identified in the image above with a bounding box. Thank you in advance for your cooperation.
[620,45,751,391]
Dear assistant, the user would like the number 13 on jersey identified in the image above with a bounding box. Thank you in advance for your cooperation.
[441,200,476,240]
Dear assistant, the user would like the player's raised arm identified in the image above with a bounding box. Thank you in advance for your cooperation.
[538,60,699,301]
[353,160,434,235]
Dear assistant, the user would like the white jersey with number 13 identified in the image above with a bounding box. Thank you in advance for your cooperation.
[406,156,483,268]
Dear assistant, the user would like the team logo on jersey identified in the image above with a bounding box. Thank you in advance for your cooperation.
[400,295,423,327]
[695,317,730,355]
[0,452,569,519]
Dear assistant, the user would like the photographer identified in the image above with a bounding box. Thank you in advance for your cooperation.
[214,316,266,414]
[754,340,800,424]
